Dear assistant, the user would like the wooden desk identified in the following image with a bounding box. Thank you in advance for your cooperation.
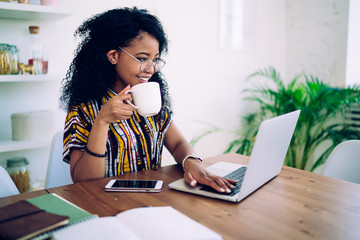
[1,153,359,240]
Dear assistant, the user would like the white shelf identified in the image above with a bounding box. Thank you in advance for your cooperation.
[0,139,51,152]
[0,2,70,21]
[0,74,62,82]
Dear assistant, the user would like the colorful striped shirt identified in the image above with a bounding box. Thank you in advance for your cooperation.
[63,89,172,177]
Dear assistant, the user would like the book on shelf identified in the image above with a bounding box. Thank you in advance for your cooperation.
[52,206,223,240]
[0,200,69,240]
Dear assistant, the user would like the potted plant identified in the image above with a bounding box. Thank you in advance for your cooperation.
[194,67,360,172]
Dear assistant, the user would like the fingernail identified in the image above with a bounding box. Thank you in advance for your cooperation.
[191,180,196,186]
[226,188,231,193]
[229,184,236,189]
[220,188,225,192]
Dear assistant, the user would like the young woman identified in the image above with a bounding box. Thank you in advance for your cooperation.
[60,7,235,193]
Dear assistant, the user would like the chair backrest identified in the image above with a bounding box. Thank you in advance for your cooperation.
[44,130,73,188]
[322,140,360,184]
[0,166,20,198]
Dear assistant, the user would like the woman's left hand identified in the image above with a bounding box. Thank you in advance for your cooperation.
[183,158,237,193]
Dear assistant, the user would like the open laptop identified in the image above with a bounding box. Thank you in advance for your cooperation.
[169,110,300,202]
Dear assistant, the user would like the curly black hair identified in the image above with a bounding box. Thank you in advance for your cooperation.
[60,7,171,112]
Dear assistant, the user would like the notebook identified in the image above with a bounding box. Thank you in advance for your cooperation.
[27,193,98,239]
[52,206,222,240]
[169,110,300,202]
[0,200,69,240]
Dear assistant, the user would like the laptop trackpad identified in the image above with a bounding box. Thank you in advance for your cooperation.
[206,162,246,176]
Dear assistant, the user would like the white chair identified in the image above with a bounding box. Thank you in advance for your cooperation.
[44,130,73,188]
[0,166,20,197]
[322,140,360,184]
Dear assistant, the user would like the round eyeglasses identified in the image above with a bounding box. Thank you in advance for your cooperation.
[119,47,166,72]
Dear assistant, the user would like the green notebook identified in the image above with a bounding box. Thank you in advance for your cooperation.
[27,193,98,239]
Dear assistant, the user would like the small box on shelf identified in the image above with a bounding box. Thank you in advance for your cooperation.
[11,110,54,141]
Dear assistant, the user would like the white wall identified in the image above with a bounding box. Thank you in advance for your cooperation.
[346,0,360,87]
[152,0,286,162]
[285,0,349,87]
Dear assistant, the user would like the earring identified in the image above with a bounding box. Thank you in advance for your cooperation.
[107,54,116,64]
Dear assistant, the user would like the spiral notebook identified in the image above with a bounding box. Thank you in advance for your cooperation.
[26,193,98,239]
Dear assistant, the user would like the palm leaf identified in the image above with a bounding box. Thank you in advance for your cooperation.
[229,67,360,171]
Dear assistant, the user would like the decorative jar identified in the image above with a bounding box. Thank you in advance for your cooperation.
[6,157,31,193]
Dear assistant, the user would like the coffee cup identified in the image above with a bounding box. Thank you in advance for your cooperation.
[125,82,162,117]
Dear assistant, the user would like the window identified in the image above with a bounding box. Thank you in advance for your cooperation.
[219,0,257,51]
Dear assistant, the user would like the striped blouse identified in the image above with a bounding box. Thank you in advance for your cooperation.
[63,89,172,177]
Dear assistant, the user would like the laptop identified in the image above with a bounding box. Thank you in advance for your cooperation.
[169,110,300,202]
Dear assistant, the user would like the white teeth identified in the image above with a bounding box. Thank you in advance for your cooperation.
[139,77,149,81]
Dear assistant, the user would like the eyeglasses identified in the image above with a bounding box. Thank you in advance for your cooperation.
[119,47,166,72]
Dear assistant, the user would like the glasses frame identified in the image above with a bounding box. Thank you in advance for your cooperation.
[118,47,166,72]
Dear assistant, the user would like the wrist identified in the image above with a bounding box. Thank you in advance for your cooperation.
[84,145,108,158]
[93,116,111,130]
[182,154,203,171]
[95,108,113,126]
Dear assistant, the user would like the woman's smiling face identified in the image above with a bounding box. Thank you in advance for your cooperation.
[113,31,160,92]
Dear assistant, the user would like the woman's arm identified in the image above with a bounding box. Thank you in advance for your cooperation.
[69,120,109,182]
[164,122,236,193]
[70,86,133,183]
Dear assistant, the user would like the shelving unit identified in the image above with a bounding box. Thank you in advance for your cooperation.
[0,1,71,191]
[0,2,70,21]
[0,139,50,152]
[0,3,69,154]
[0,74,61,82]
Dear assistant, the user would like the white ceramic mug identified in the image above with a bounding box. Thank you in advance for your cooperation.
[125,82,162,117]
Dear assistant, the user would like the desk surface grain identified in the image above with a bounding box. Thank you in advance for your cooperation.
[1,153,359,240]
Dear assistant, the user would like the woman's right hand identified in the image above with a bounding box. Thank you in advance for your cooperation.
[96,85,134,125]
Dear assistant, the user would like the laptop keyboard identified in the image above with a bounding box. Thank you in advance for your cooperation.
[199,166,247,196]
